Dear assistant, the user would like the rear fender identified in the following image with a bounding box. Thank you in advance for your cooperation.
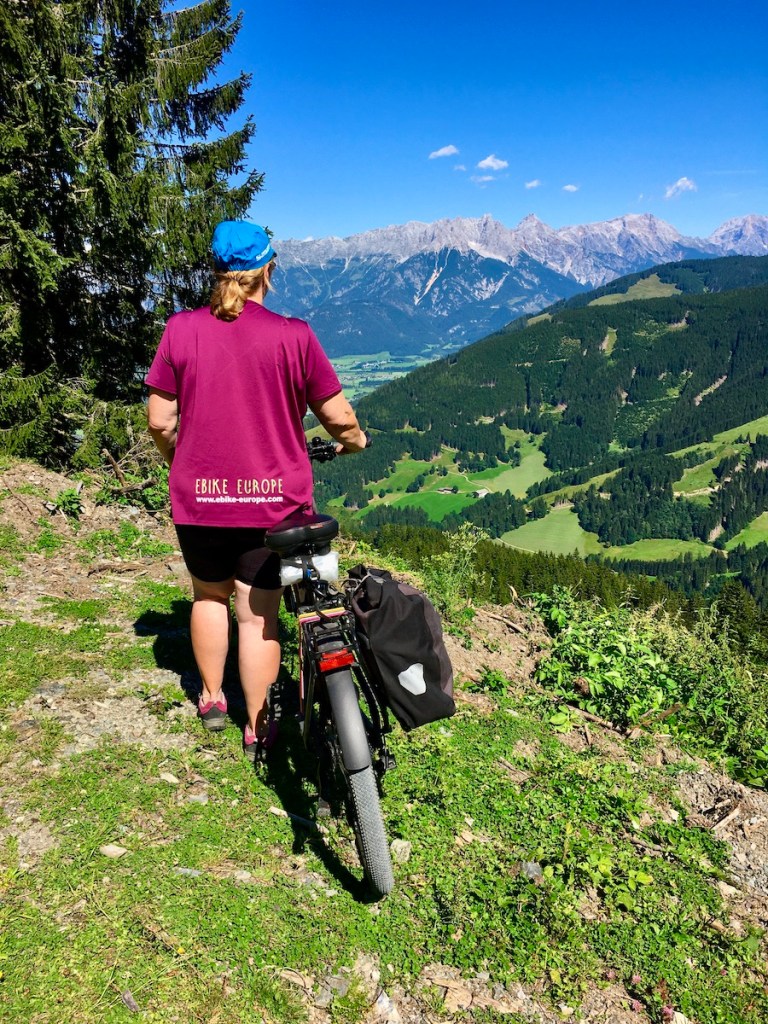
[325,669,371,773]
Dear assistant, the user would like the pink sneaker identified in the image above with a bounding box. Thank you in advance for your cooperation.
[243,719,278,763]
[198,692,227,732]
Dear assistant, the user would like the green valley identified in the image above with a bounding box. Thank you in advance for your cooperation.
[332,351,433,401]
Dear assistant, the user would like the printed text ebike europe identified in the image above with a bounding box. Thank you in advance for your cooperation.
[194,477,285,504]
[194,477,283,496]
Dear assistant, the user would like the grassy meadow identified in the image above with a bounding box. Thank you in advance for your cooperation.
[726,511,768,551]
[601,537,715,561]
[501,506,603,557]
[672,453,731,494]
[672,415,768,467]
[357,432,552,524]
[713,414,768,444]
[589,273,682,306]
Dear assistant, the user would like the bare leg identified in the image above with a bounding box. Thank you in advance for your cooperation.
[233,581,283,734]
[190,575,234,703]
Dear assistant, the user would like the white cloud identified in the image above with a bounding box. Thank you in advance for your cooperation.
[562,183,579,192]
[664,176,697,199]
[471,174,496,184]
[429,144,459,160]
[454,163,467,171]
[477,154,508,171]
[525,179,542,189]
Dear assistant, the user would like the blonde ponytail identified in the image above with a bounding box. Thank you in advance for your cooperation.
[210,261,275,321]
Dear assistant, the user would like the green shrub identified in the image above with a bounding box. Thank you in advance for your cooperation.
[467,666,510,694]
[534,587,768,785]
[420,522,488,624]
[53,488,83,519]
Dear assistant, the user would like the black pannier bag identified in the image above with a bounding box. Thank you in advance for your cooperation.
[348,565,455,731]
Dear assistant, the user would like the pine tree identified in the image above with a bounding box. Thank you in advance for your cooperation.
[0,1,80,372]
[69,0,263,398]
[0,2,86,458]
[0,0,262,459]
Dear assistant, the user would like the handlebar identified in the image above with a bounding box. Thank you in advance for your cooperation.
[307,431,372,462]
[307,436,339,463]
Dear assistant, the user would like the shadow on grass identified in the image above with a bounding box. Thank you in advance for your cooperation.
[133,602,376,902]
[260,672,375,903]
[134,597,201,700]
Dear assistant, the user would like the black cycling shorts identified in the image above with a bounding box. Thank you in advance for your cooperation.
[174,525,282,589]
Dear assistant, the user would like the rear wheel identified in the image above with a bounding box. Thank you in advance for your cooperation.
[324,668,394,897]
[347,765,394,897]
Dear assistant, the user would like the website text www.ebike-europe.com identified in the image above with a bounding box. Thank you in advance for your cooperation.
[195,495,284,504]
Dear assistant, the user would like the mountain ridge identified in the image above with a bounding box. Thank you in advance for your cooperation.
[269,214,768,358]
[276,212,766,284]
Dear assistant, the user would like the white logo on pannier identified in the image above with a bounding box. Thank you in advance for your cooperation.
[398,663,426,695]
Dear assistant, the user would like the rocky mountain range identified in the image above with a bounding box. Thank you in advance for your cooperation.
[268,213,768,357]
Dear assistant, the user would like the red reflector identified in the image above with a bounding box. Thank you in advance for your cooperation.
[318,649,355,672]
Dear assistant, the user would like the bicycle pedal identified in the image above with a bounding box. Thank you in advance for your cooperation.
[376,753,397,774]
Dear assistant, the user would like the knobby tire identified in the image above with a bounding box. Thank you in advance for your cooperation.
[326,668,394,897]
[347,765,394,897]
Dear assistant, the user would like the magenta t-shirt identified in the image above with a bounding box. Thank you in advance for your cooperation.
[145,302,341,527]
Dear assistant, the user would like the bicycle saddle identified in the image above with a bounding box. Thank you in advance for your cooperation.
[265,512,339,554]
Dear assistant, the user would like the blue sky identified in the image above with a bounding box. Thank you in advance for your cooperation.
[225,0,767,241]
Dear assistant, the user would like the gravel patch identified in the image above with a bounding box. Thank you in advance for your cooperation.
[677,769,768,899]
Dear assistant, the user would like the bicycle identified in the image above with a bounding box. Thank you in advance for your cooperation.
[264,437,396,897]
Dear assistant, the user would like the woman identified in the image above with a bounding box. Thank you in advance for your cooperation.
[146,220,369,760]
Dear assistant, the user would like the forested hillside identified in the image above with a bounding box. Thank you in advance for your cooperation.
[314,256,768,491]
[546,254,768,311]
[310,256,768,631]
[355,267,768,463]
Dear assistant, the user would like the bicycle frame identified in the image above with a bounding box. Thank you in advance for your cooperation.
[286,568,393,773]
